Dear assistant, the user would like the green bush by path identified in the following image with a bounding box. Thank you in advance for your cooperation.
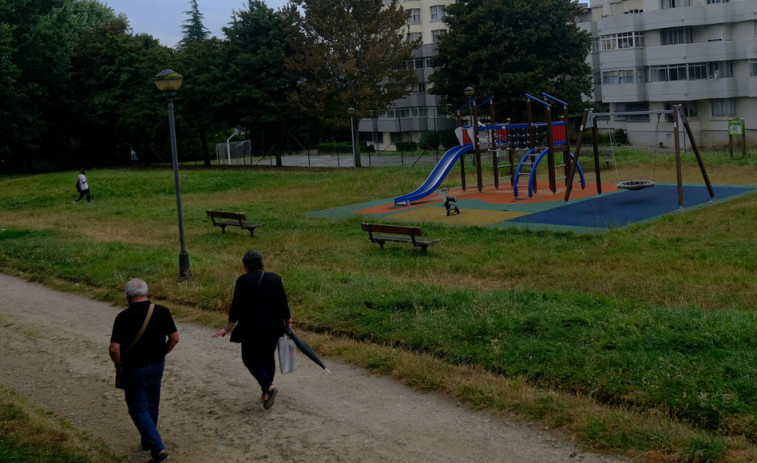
[2,158,757,458]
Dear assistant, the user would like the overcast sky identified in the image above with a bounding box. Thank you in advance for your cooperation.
[102,0,289,48]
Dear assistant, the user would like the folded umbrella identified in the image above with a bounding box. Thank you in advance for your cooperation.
[284,326,332,374]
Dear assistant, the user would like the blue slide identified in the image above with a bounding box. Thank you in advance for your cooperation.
[394,144,473,206]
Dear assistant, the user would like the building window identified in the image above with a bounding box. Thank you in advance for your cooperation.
[407,32,421,43]
[430,5,445,22]
[689,63,706,80]
[708,61,732,78]
[668,64,688,81]
[602,70,619,85]
[624,9,643,14]
[431,29,446,43]
[661,0,691,8]
[407,8,421,25]
[649,62,713,82]
[603,69,636,85]
[664,103,697,122]
[711,99,735,117]
[600,32,644,51]
[750,59,757,76]
[707,24,723,42]
[614,102,649,122]
[706,0,729,3]
[661,27,693,45]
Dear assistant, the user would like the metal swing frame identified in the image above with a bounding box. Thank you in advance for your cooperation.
[564,105,715,207]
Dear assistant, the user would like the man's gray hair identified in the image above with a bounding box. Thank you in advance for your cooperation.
[125,278,149,298]
[242,250,264,271]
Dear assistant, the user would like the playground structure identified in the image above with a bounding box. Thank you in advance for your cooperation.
[394,92,586,206]
[563,105,715,207]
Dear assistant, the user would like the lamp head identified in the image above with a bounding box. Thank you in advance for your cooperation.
[154,69,183,92]
[463,86,474,97]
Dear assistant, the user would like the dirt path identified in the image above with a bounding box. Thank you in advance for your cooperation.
[0,274,623,463]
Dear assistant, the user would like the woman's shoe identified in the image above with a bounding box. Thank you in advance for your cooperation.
[263,387,278,409]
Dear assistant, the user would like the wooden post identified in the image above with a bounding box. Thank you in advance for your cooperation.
[564,109,589,201]
[592,115,602,195]
[679,105,715,200]
[741,118,747,158]
[545,105,556,193]
[673,105,684,208]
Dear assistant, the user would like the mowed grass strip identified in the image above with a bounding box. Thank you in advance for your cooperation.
[1,152,757,461]
[0,385,120,463]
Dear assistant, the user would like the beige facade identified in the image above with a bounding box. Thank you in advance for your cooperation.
[357,0,456,151]
[579,0,757,147]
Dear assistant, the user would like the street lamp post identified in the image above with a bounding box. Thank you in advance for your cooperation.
[154,69,191,279]
[348,107,361,168]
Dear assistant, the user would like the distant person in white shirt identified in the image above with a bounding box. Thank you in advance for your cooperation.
[74,169,91,203]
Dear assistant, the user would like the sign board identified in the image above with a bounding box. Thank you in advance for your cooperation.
[728,120,744,136]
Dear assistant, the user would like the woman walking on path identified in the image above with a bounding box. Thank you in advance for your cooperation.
[213,250,292,409]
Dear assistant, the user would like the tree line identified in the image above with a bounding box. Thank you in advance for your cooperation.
[0,0,591,174]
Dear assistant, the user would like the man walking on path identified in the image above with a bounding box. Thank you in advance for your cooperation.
[110,278,179,462]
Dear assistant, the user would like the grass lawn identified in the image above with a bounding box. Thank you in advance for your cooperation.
[2,149,757,462]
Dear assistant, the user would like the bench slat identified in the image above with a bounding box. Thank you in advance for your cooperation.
[207,210,262,236]
[361,223,439,251]
[361,223,422,236]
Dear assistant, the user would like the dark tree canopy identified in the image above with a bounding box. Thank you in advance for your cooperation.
[217,0,298,162]
[286,0,417,127]
[430,0,592,119]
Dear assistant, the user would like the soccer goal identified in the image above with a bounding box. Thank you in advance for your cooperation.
[215,140,252,165]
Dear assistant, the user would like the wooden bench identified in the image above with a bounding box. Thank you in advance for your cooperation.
[206,210,262,236]
[361,223,439,251]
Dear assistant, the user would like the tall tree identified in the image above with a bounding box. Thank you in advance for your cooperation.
[69,17,174,167]
[177,0,221,165]
[430,0,592,118]
[286,0,416,129]
[177,37,226,166]
[218,0,296,164]
[180,0,209,47]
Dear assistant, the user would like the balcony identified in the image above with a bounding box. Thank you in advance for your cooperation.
[645,41,737,66]
[645,78,739,102]
[599,83,647,103]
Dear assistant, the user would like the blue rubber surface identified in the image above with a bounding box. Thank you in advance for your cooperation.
[509,184,753,229]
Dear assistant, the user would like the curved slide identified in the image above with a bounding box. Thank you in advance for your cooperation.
[394,144,473,206]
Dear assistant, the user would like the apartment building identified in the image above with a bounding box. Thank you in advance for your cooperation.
[578,0,757,147]
[357,0,456,151]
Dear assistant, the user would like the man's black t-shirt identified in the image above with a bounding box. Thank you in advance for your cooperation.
[111,301,177,368]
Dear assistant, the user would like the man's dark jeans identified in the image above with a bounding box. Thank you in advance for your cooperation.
[123,362,165,453]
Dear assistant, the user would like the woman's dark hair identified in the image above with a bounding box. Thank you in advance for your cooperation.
[242,250,264,271]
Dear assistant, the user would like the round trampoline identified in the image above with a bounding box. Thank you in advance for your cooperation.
[617,180,655,191]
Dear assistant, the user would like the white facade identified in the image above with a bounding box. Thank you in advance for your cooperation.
[579,0,757,146]
[357,0,456,151]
